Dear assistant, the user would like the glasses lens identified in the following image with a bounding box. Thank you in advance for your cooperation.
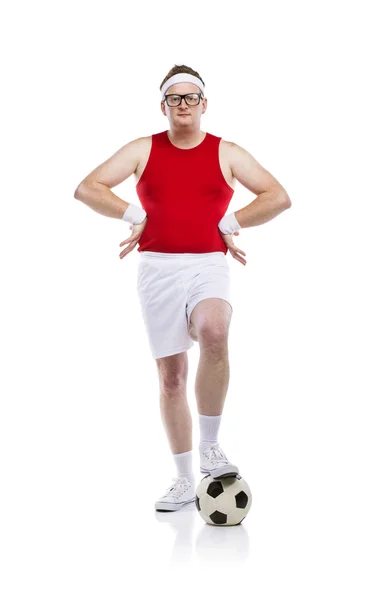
[166,95,181,106]
[185,94,200,105]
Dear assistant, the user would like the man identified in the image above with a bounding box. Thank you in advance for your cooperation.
[74,64,291,512]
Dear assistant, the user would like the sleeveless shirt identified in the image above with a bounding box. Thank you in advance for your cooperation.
[136,130,234,254]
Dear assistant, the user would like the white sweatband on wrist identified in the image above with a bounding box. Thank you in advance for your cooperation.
[218,212,241,235]
[121,203,147,225]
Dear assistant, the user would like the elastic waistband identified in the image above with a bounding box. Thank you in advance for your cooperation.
[139,251,225,260]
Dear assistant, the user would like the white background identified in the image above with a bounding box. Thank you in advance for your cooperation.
[1,0,374,597]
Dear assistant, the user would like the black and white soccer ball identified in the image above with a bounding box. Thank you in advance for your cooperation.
[195,474,252,526]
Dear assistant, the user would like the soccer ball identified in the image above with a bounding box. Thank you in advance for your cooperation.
[195,474,252,526]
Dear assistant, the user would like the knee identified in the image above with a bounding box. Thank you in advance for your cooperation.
[199,322,229,347]
[156,359,188,391]
[159,373,187,392]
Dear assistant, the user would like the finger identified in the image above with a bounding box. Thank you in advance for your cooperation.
[232,246,246,256]
[227,244,245,256]
[119,236,136,246]
[119,241,137,258]
[230,248,247,265]
[235,253,246,265]
[120,245,133,258]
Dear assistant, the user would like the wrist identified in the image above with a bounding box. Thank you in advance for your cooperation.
[122,203,147,225]
[218,211,241,234]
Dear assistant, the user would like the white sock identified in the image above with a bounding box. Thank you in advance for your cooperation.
[172,450,195,482]
[199,413,222,453]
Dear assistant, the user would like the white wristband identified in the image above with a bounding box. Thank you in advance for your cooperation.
[218,212,241,235]
[122,203,147,225]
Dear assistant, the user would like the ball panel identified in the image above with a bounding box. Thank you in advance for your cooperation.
[197,510,214,525]
[210,511,227,525]
[200,494,216,515]
[207,480,224,498]
[215,490,236,514]
[222,477,244,494]
[227,505,251,525]
[235,490,249,509]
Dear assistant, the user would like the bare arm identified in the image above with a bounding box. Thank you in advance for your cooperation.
[227,142,291,229]
[73,138,145,219]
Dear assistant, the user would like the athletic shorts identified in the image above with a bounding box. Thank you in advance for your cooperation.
[137,251,233,359]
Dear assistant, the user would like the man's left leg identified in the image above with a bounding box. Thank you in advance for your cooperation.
[188,298,239,479]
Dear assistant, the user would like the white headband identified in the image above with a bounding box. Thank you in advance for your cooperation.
[161,73,205,100]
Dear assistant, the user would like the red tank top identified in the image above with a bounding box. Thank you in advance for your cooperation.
[136,130,234,254]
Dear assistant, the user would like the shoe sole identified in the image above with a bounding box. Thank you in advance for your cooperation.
[155,498,196,512]
[200,465,239,480]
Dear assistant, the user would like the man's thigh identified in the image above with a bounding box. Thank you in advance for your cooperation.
[188,298,233,340]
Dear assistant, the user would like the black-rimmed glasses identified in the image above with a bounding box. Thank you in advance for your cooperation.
[163,93,203,107]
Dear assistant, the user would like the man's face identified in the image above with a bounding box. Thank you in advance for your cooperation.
[160,82,207,127]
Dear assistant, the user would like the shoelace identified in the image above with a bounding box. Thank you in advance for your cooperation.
[163,476,191,499]
[203,442,229,466]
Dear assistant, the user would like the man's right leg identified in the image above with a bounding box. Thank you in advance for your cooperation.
[155,351,192,454]
[154,351,195,511]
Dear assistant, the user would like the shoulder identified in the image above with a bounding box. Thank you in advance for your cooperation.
[216,136,237,163]
[218,137,238,152]
[133,135,152,151]
[134,130,167,152]
[129,135,154,161]
[213,135,236,153]
[217,138,254,169]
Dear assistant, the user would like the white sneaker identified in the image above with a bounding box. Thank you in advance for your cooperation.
[200,442,239,479]
[155,476,196,512]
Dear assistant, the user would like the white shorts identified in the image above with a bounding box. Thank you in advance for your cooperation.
[137,251,233,359]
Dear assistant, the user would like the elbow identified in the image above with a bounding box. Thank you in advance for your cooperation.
[74,183,85,199]
[280,192,292,209]
[284,198,292,209]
